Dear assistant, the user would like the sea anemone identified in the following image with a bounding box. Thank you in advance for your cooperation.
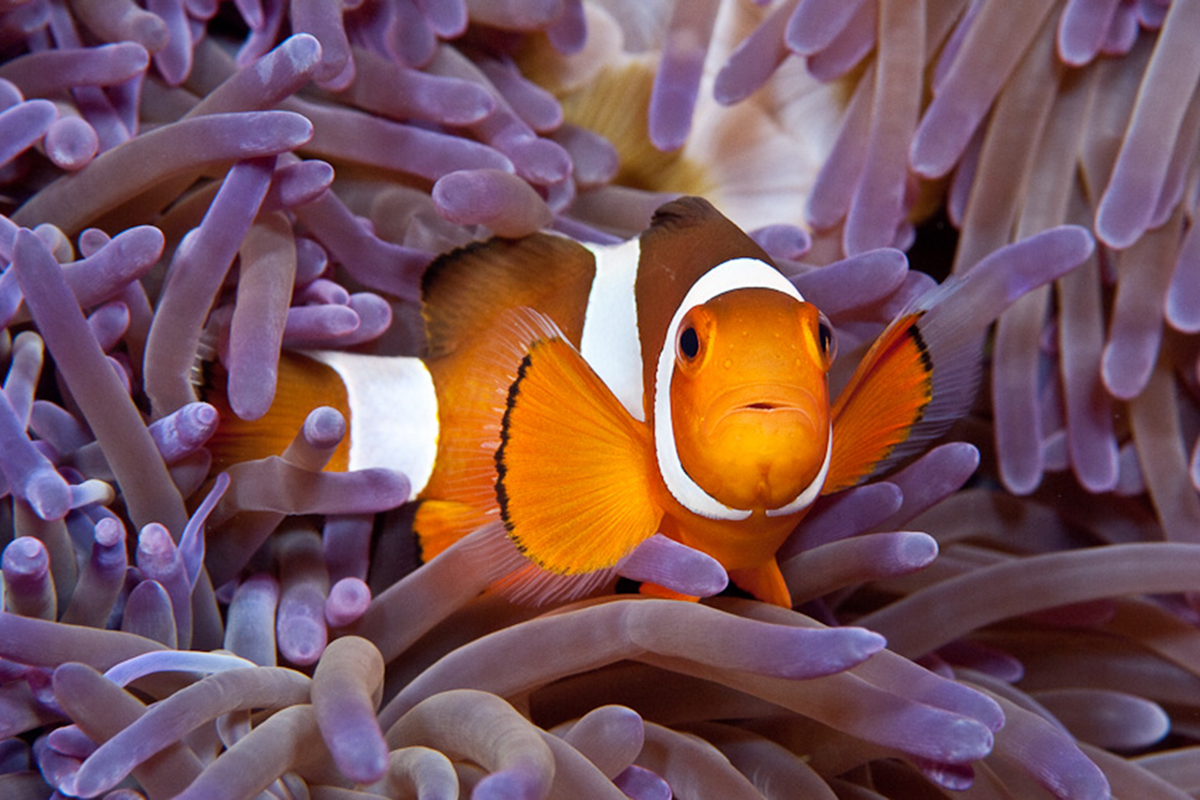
[0,1,1197,799]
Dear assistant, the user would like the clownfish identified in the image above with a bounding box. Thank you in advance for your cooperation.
[206,198,987,607]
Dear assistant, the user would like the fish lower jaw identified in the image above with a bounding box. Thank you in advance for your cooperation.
[685,457,821,512]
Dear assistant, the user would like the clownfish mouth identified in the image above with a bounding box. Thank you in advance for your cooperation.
[695,397,829,510]
[707,384,825,431]
[714,402,820,438]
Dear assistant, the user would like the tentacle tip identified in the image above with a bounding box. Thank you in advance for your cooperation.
[1046,224,1096,262]
[273,111,317,148]
[938,718,994,764]
[65,762,121,800]
[471,769,543,800]
[187,401,219,430]
[325,578,371,627]
[777,627,887,679]
[1098,343,1147,402]
[129,13,169,53]
[115,40,151,71]
[648,128,687,154]
[279,617,328,666]
[895,531,939,569]
[1093,200,1140,251]
[333,737,389,785]
[302,406,347,449]
[27,469,71,521]
[617,535,729,597]
[908,130,950,181]
[948,441,981,471]
[1056,46,1091,68]
[851,628,888,659]
[228,391,274,424]
[693,571,730,598]
[282,33,325,71]
[711,67,746,107]
[915,758,975,791]
[998,466,1042,498]
[614,765,671,800]
[12,226,46,259]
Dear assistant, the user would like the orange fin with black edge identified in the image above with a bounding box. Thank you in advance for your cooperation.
[824,274,991,494]
[493,307,664,590]
[825,225,1095,493]
[825,311,942,493]
[413,304,547,561]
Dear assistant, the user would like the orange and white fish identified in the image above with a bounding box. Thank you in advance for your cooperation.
[207,197,1086,607]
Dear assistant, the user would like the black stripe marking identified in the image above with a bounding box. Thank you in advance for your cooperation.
[909,317,935,379]
[872,318,934,467]
[495,350,533,559]
[908,318,934,426]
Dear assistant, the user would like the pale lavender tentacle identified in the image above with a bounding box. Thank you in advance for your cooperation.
[648,0,719,151]
[616,534,728,598]
[144,156,275,417]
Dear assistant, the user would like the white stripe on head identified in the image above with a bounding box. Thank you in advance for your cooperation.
[653,257,811,520]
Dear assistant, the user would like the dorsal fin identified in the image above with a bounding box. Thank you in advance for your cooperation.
[647,195,731,231]
[421,233,597,359]
[643,196,770,250]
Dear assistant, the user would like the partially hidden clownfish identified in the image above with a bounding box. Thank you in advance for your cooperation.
[205,197,1018,607]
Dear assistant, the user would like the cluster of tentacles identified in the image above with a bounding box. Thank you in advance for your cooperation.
[0,1,1197,799]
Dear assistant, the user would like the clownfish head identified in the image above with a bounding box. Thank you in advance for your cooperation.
[670,289,835,512]
[655,258,835,521]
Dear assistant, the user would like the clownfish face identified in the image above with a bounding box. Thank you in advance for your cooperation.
[668,288,835,513]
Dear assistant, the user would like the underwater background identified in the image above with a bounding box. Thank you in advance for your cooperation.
[0,1,1197,798]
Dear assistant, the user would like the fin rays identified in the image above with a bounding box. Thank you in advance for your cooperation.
[826,313,938,493]
[496,309,662,576]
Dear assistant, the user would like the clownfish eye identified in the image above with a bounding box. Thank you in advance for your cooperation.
[678,325,701,361]
[817,313,836,364]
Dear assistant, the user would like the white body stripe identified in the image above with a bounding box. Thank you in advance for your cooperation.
[307,351,438,501]
[579,237,646,421]
[652,257,826,520]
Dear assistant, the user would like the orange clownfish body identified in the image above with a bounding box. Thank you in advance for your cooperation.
[208,198,971,607]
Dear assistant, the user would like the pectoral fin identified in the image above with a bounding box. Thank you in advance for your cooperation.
[824,227,1092,493]
[825,312,943,493]
[495,308,664,578]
